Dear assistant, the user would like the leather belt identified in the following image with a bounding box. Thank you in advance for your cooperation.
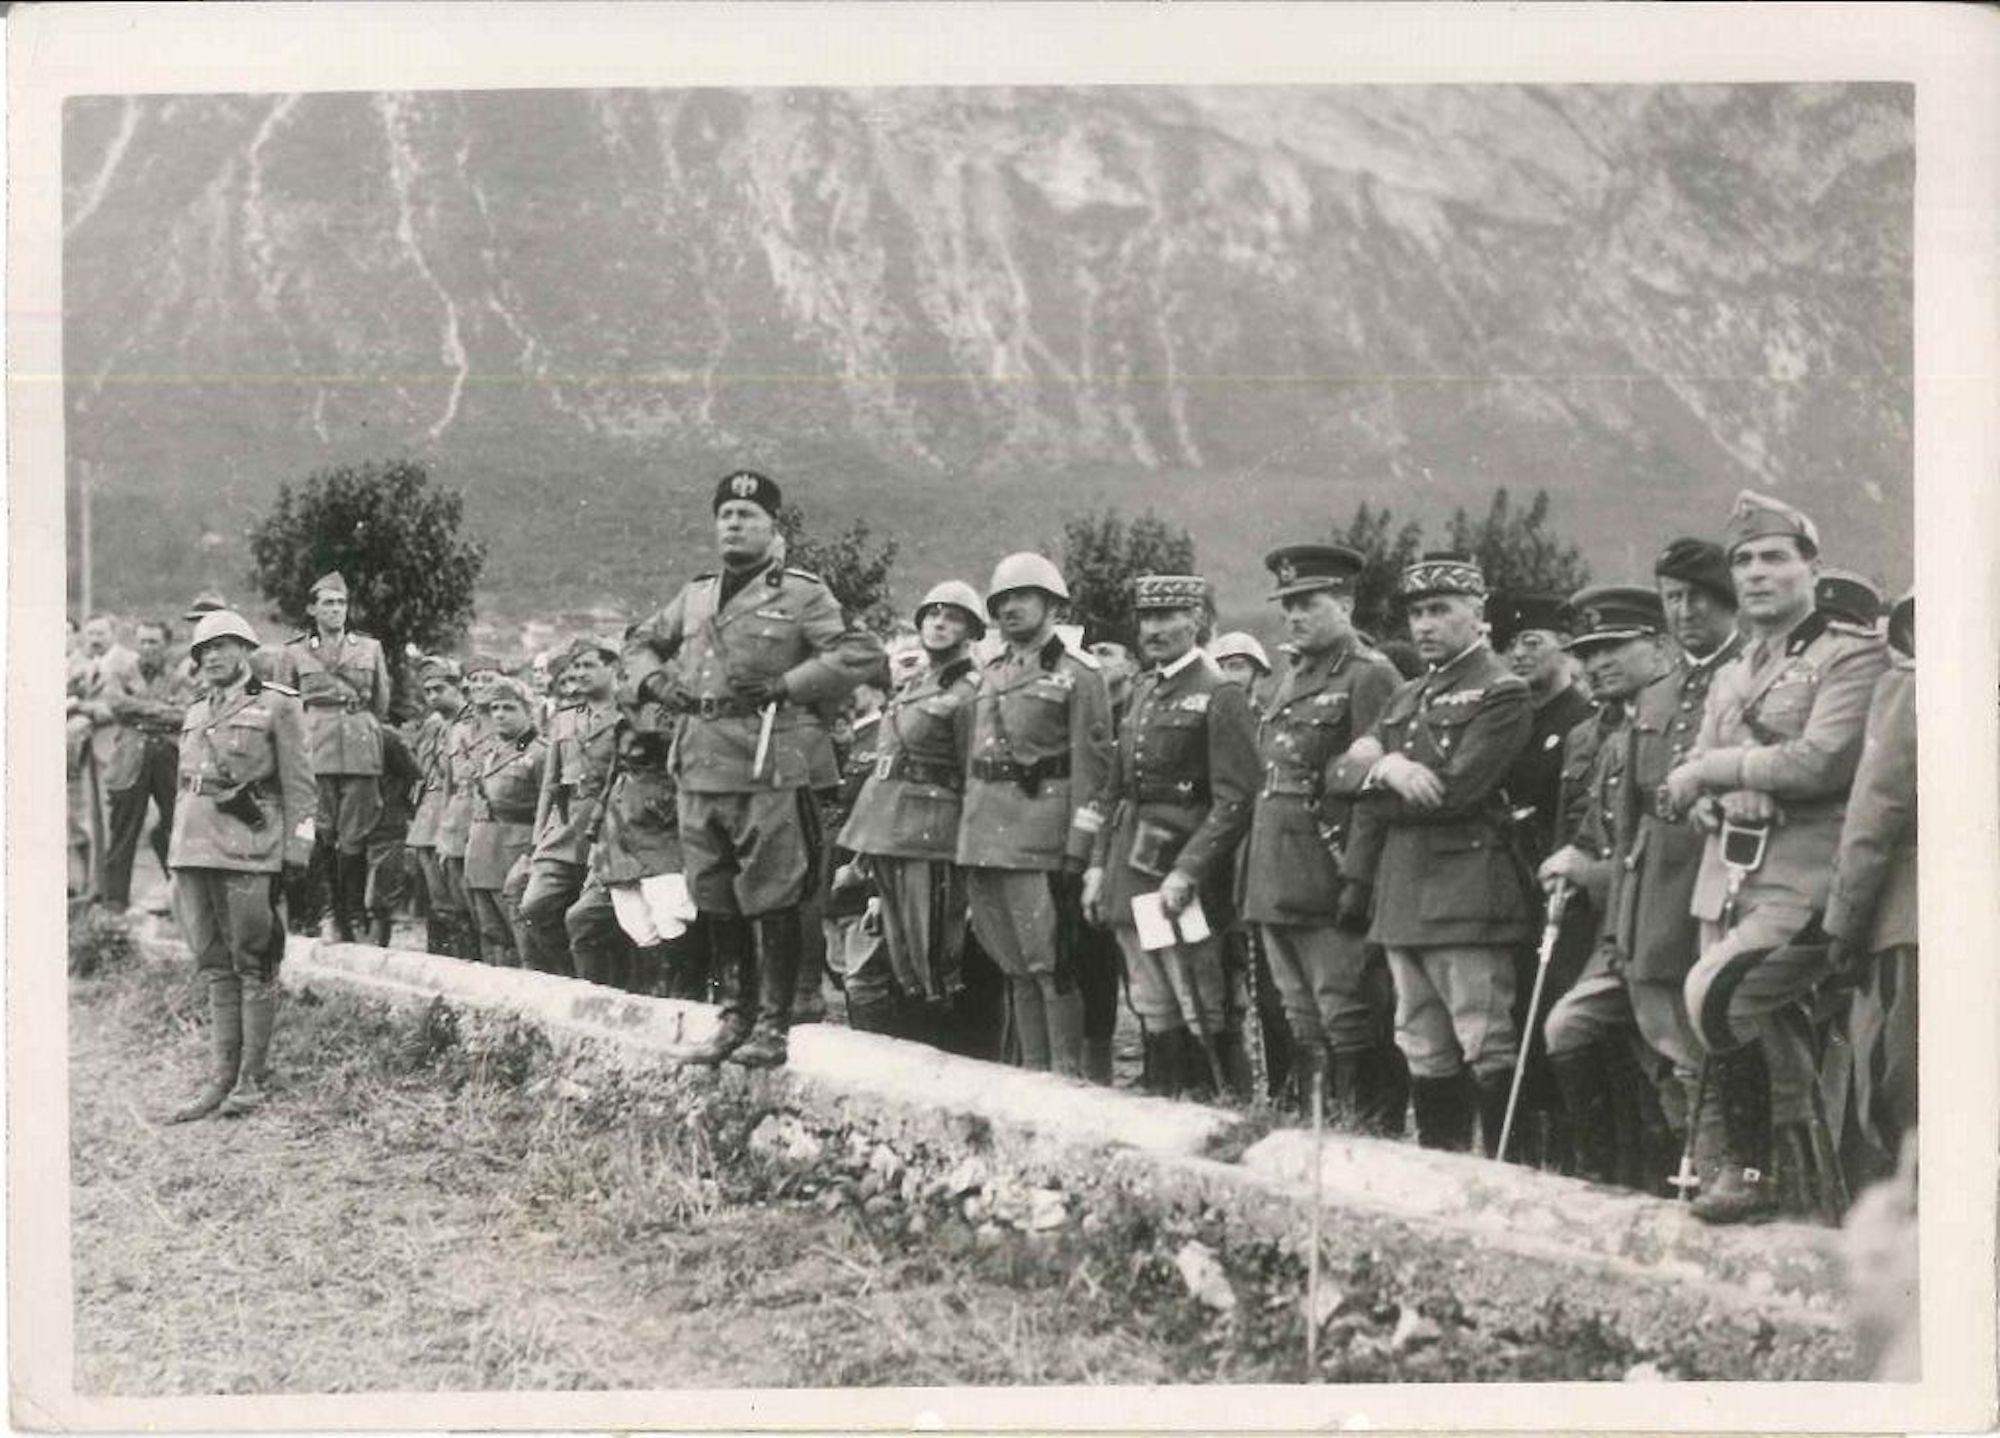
[1261,775,1320,798]
[972,755,1071,784]
[689,694,764,720]
[884,754,964,791]
[180,774,229,795]
[1130,779,1210,805]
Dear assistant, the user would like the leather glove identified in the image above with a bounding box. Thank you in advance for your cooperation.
[1158,868,1196,919]
[1334,879,1372,936]
[1060,852,1089,879]
[729,673,787,707]
[636,669,690,713]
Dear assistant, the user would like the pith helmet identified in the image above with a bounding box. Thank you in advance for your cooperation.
[985,552,1069,613]
[1209,631,1272,674]
[189,609,260,655]
[916,579,987,637]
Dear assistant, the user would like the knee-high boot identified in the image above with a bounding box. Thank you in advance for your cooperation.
[218,975,278,1117]
[1040,973,1085,1078]
[677,915,757,1064]
[1549,1047,1617,1182]
[1411,1072,1474,1151]
[168,971,243,1123]
[1008,975,1051,1071]
[730,909,803,1068]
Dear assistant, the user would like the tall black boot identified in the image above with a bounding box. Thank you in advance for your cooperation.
[168,971,243,1123]
[729,909,802,1069]
[1139,1027,1182,1096]
[1473,1068,1518,1161]
[1550,1047,1617,1183]
[218,975,278,1117]
[1693,1044,1777,1224]
[1411,1073,1474,1151]
[1354,1044,1410,1138]
[1215,1029,1253,1104]
[1599,1040,1654,1191]
[677,915,756,1065]
[1176,1029,1220,1104]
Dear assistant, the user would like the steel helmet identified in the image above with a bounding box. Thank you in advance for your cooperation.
[984,552,1069,614]
[1208,631,1272,674]
[915,579,988,637]
[188,609,260,655]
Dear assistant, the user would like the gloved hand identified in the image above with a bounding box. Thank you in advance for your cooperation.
[1158,868,1196,919]
[729,673,787,707]
[1661,761,1705,818]
[1719,789,1779,825]
[1334,878,1372,936]
[636,669,690,712]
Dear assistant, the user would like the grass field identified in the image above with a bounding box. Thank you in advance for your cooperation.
[71,950,1722,1395]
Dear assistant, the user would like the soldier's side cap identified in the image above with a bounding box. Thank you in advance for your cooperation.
[1724,488,1820,558]
[1654,537,1736,610]
[481,674,534,709]
[463,654,505,678]
[1887,588,1913,658]
[1399,551,1486,601]
[570,633,623,664]
[1265,543,1365,600]
[1815,568,1883,627]
[1562,585,1666,653]
[309,570,349,599]
[1209,631,1272,673]
[182,589,230,621]
[915,579,987,634]
[188,609,260,654]
[1132,574,1212,612]
[713,468,782,516]
[418,654,464,682]
[1489,591,1572,650]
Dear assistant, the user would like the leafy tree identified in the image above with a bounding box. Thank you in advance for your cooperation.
[775,504,900,635]
[248,459,486,706]
[1058,509,1198,648]
[1332,487,1590,642]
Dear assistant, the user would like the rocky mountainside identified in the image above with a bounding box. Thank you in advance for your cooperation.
[63,83,1912,626]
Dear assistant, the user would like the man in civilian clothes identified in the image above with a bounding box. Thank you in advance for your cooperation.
[1083,574,1258,1099]
[1328,554,1536,1154]
[1238,545,1403,1126]
[839,581,986,1048]
[1664,492,1889,1222]
[101,619,192,911]
[634,470,886,1069]
[956,552,1113,1078]
[274,571,393,941]
[165,610,316,1120]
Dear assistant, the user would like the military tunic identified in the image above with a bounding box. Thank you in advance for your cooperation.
[275,628,393,852]
[464,726,546,965]
[1680,611,1889,1053]
[1505,682,1596,864]
[633,556,884,917]
[168,671,317,982]
[839,655,980,1009]
[405,711,450,851]
[532,701,622,869]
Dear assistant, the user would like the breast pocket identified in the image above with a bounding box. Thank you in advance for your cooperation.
[1418,824,1520,921]
[1014,684,1072,747]
[1417,709,1476,767]
[1149,710,1206,768]
[218,713,276,783]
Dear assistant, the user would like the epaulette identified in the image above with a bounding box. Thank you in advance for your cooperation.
[1053,634,1100,671]
[263,680,300,698]
[285,632,311,645]
[781,565,823,586]
[692,571,718,583]
[1825,619,1880,640]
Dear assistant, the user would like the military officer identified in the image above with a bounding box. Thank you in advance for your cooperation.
[1534,586,1686,1184]
[568,633,697,996]
[274,571,393,941]
[632,470,886,1069]
[1490,592,1596,863]
[838,580,986,1046]
[405,657,466,956]
[463,675,547,965]
[1237,545,1403,1125]
[956,552,1114,1078]
[1082,574,1259,1098]
[518,636,624,976]
[1664,491,1889,1222]
[1209,631,1274,705]
[1815,568,1884,630]
[164,610,317,1120]
[434,658,500,962]
[1328,553,1536,1154]
[101,618,193,911]
[1822,589,1915,1175]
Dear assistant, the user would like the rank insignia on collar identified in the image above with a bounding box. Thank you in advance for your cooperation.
[1179,693,1211,713]
[754,607,790,621]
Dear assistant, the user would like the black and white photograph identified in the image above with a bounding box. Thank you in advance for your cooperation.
[11,3,1998,1431]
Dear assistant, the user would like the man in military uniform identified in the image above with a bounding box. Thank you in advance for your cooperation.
[517,636,624,976]
[464,675,547,966]
[1535,586,1686,1185]
[633,470,886,1068]
[1082,574,1258,1098]
[405,657,465,956]
[433,659,498,961]
[957,552,1113,1078]
[361,717,422,947]
[1822,588,1915,1179]
[1210,631,1275,707]
[1664,492,1889,1222]
[1238,545,1403,1124]
[274,571,393,941]
[1814,569,1884,631]
[839,580,985,1046]
[1491,592,1596,863]
[1328,554,1536,1154]
[165,610,317,1120]
[101,619,192,911]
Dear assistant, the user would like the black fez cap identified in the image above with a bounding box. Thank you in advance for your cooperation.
[1265,543,1366,601]
[1489,592,1571,651]
[714,469,782,516]
[1563,585,1666,654]
[1815,569,1883,627]
[1654,537,1736,610]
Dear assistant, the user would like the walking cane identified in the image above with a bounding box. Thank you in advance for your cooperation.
[1242,925,1272,1107]
[1496,877,1571,1164]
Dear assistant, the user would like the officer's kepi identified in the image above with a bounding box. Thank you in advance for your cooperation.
[1562,585,1666,654]
[713,469,782,517]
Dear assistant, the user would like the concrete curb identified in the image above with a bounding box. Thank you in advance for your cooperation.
[263,934,1855,1377]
